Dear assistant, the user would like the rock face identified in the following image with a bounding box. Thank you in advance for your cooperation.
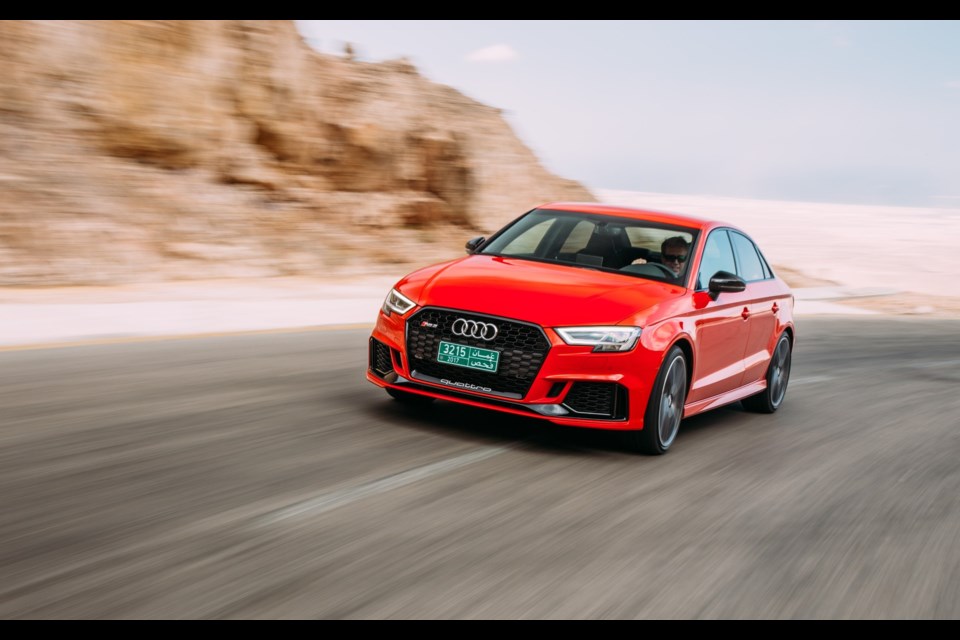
[0,20,593,285]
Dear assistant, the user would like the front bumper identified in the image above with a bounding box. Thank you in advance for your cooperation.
[368,306,665,431]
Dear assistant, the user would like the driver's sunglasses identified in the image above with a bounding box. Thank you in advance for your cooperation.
[663,253,688,263]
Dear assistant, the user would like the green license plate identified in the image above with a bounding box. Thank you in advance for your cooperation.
[437,340,500,373]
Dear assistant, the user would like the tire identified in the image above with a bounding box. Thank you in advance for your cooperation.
[386,387,435,406]
[742,332,792,413]
[630,345,688,455]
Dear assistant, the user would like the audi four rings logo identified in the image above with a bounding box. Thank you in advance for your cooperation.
[451,318,499,340]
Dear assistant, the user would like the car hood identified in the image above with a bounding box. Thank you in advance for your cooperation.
[397,255,685,327]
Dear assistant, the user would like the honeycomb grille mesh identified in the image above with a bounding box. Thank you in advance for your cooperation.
[563,382,626,418]
[406,308,549,397]
[369,337,394,378]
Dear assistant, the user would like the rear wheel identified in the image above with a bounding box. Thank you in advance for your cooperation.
[630,345,687,455]
[742,332,792,413]
[386,387,435,406]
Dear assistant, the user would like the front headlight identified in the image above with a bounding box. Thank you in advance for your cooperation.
[382,288,416,317]
[555,326,642,352]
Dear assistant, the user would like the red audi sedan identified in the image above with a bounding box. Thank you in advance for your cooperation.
[367,203,795,454]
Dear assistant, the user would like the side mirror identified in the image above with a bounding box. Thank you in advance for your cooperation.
[465,236,486,254]
[708,270,746,300]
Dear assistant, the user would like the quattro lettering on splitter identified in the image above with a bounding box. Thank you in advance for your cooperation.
[441,379,493,393]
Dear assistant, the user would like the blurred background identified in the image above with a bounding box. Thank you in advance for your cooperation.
[0,20,956,312]
[0,20,589,288]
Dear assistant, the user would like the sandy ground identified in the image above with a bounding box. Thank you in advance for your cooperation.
[2,191,958,347]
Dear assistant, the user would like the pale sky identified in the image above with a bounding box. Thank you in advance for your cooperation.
[296,20,960,208]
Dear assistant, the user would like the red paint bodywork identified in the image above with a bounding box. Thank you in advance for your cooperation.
[367,203,795,432]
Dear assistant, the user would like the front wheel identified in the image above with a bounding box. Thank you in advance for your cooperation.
[742,332,792,413]
[629,345,688,455]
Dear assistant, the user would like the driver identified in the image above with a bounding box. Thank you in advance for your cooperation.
[660,237,689,276]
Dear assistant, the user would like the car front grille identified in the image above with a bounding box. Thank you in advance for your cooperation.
[406,307,550,399]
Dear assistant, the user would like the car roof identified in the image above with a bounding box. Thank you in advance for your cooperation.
[537,202,728,232]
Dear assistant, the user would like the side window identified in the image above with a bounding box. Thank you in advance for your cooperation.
[758,250,774,279]
[696,230,736,290]
[730,232,767,282]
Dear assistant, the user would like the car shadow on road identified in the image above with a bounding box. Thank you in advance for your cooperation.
[355,388,751,458]
[359,393,629,457]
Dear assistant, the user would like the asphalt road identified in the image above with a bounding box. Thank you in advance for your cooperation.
[1,318,958,619]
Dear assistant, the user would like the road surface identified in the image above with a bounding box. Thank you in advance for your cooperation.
[1,318,958,618]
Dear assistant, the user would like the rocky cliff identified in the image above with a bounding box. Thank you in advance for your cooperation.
[0,20,593,285]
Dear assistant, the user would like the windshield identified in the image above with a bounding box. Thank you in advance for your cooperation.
[480,209,699,285]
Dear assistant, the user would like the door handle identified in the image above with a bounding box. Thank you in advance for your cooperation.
[741,307,750,320]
